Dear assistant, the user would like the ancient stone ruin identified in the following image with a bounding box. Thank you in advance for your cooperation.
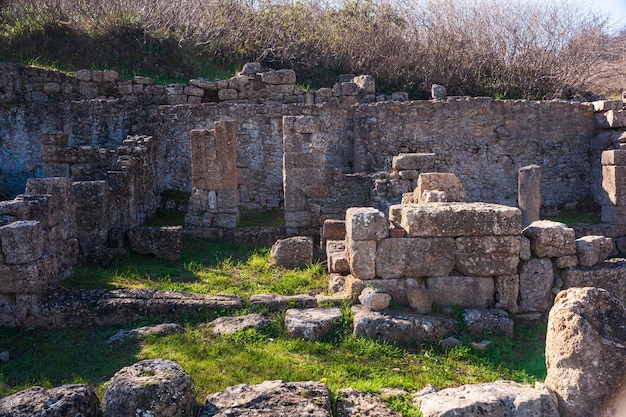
[2,61,626,416]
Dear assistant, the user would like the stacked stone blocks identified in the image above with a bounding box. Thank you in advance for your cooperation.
[601,149,626,225]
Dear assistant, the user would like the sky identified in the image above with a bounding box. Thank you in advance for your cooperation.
[593,0,626,32]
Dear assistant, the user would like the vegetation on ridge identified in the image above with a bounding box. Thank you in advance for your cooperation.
[0,0,624,99]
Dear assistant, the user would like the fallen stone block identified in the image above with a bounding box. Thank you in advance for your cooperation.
[203,380,331,417]
[415,380,558,417]
[575,235,614,266]
[102,359,195,417]
[207,314,269,335]
[426,276,495,309]
[106,323,184,345]
[270,236,313,268]
[336,388,401,417]
[463,308,514,337]
[352,305,456,346]
[358,287,391,310]
[250,293,317,312]
[285,307,342,339]
[0,385,99,417]
[523,220,576,258]
[127,226,182,261]
[400,202,522,237]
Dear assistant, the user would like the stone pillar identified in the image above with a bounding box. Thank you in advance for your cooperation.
[185,121,239,234]
[601,150,626,225]
[518,165,541,228]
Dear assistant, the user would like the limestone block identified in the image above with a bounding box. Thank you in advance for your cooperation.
[185,85,204,97]
[0,385,99,417]
[606,109,626,128]
[375,237,455,279]
[414,173,465,203]
[421,190,446,203]
[292,115,319,134]
[348,239,377,280]
[352,305,456,345]
[267,84,294,95]
[116,81,133,95]
[398,170,420,180]
[392,153,436,172]
[455,236,521,276]
[285,308,342,339]
[167,94,187,105]
[602,165,626,205]
[284,211,311,228]
[340,82,358,96]
[518,164,541,227]
[352,75,376,94]
[75,69,92,81]
[545,288,626,417]
[41,145,96,164]
[271,236,313,268]
[43,82,60,94]
[602,149,626,166]
[519,258,554,312]
[42,132,69,146]
[494,275,519,313]
[217,189,239,209]
[207,314,268,336]
[326,240,349,274]
[415,381,558,417]
[346,207,387,241]
[102,359,195,417]
[406,286,433,313]
[556,255,578,269]
[426,276,495,308]
[520,235,531,260]
[78,81,98,98]
[602,205,626,225]
[463,308,514,337]
[400,202,522,237]
[127,226,183,261]
[344,275,422,306]
[0,255,54,293]
[336,389,400,417]
[592,99,623,112]
[213,212,239,229]
[26,178,77,239]
[103,69,119,82]
[431,84,447,100]
[0,220,43,264]
[43,162,70,178]
[523,220,576,258]
[260,69,296,85]
[218,88,238,100]
[323,219,346,240]
[72,181,110,232]
[575,235,614,267]
[283,152,325,169]
[358,287,391,310]
[189,78,217,91]
[190,121,237,190]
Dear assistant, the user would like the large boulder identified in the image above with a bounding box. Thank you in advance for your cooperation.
[0,384,99,417]
[544,287,626,417]
[102,359,196,417]
[202,380,331,416]
[415,380,558,417]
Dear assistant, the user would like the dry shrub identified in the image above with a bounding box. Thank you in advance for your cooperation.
[0,0,620,98]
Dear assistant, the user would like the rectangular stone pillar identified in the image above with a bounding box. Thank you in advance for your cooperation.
[518,165,541,228]
[602,150,626,225]
[186,120,239,232]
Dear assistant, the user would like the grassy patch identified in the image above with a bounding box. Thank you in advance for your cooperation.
[544,211,601,226]
[65,238,326,298]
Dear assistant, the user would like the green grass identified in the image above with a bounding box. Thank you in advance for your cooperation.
[65,239,326,298]
[544,210,601,227]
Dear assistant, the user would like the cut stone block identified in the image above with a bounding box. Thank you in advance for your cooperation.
[260,69,296,85]
[518,165,541,227]
[602,205,626,225]
[463,308,514,337]
[127,226,183,261]
[346,207,388,241]
[602,149,626,166]
[494,275,519,313]
[392,153,436,171]
[358,287,391,310]
[271,236,313,268]
[190,121,237,190]
[519,257,554,312]
[602,165,626,205]
[606,109,626,128]
[576,235,614,267]
[250,293,317,312]
[344,275,423,307]
[285,307,342,339]
[348,239,376,279]
[375,238,455,279]
[406,287,433,313]
[326,240,349,274]
[0,255,55,293]
[0,220,44,264]
[455,236,521,276]
[556,255,578,269]
[425,276,495,308]
[561,259,626,305]
[523,220,576,258]
[414,173,465,203]
[400,202,522,237]
[323,219,346,240]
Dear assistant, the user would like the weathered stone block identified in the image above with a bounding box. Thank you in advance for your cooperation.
[346,207,387,241]
[43,162,70,178]
[213,212,239,229]
[271,236,313,268]
[72,181,110,232]
[519,258,554,312]
[463,308,514,337]
[523,220,576,258]
[352,75,376,94]
[25,177,77,240]
[285,211,311,228]
[326,240,349,274]
[494,274,519,313]
[42,132,69,146]
[348,239,377,280]
[217,189,239,209]
[323,219,346,240]
[602,205,626,225]
[602,149,626,166]
[518,165,541,227]
[0,385,99,417]
[602,165,626,205]
[426,276,495,308]
[127,226,183,261]
[392,153,435,171]
[575,235,614,267]
[606,109,626,128]
[0,255,54,293]
[41,146,96,164]
[592,99,623,112]
[415,173,465,203]
[344,275,422,306]
[285,308,342,339]
[358,287,391,310]
[556,255,578,269]
[0,220,43,264]
[190,121,237,191]
[455,236,520,276]
[375,238,455,279]
[400,202,522,237]
[261,69,296,85]
[406,286,433,313]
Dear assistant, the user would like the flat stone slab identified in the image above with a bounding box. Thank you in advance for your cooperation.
[207,314,269,335]
[202,380,332,417]
[415,380,558,417]
[15,288,244,328]
[285,307,343,339]
[0,385,99,417]
[106,323,184,345]
[335,388,401,417]
[250,293,317,312]
[352,305,457,346]
[463,308,514,337]
[398,202,522,237]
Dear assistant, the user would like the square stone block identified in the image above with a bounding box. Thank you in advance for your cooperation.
[0,220,44,265]
[519,257,554,313]
[348,239,376,279]
[392,153,436,171]
[602,165,626,205]
[455,236,521,276]
[376,238,455,279]
[602,150,626,166]
[523,220,576,258]
[415,173,465,203]
[346,207,388,241]
[426,276,495,309]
